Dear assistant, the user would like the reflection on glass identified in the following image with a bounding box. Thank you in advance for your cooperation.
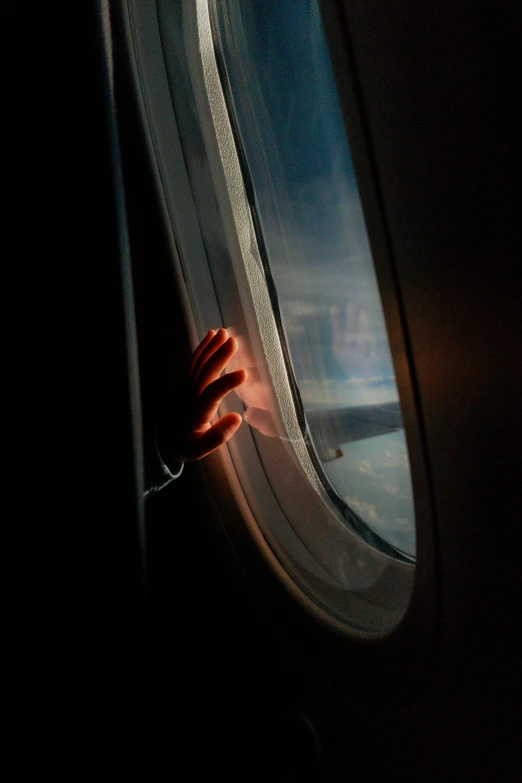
[213,0,415,557]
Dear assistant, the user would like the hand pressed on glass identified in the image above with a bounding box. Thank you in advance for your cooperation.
[158,328,247,463]
[224,331,279,439]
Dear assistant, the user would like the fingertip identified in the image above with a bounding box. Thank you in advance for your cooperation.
[230,411,242,427]
[221,411,242,435]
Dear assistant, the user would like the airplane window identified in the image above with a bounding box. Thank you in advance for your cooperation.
[212,1,416,559]
[155,0,416,631]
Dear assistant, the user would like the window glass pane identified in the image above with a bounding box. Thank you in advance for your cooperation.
[213,0,415,557]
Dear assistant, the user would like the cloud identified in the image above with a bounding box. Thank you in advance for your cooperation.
[381,481,400,496]
[357,459,376,477]
[299,377,399,408]
[394,517,414,531]
[345,495,415,548]
[381,446,411,470]
[345,495,385,529]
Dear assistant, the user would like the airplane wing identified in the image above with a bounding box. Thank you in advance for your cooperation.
[304,401,402,462]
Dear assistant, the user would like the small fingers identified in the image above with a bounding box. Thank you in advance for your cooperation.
[192,328,229,380]
[195,335,239,395]
[188,413,243,461]
[193,369,248,429]
[190,329,216,373]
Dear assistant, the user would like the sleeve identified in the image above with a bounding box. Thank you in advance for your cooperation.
[143,433,183,498]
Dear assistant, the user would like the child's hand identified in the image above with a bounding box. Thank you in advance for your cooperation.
[224,332,279,438]
[167,328,247,462]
